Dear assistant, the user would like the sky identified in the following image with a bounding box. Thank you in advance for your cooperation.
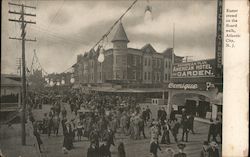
[1,0,217,74]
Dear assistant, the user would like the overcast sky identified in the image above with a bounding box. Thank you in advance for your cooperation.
[1,0,217,74]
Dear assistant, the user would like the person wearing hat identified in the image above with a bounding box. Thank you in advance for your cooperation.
[61,117,67,135]
[87,141,100,157]
[170,107,176,122]
[181,116,189,142]
[200,141,209,157]
[160,107,167,124]
[145,106,152,122]
[99,140,110,157]
[150,137,162,157]
[188,114,195,134]
[89,128,100,149]
[42,113,49,134]
[138,115,147,139]
[208,141,219,157]
[62,120,74,151]
[171,118,180,143]
[207,119,218,142]
[174,143,187,157]
[215,117,222,144]
[118,142,126,157]
[161,120,171,144]
[157,107,163,121]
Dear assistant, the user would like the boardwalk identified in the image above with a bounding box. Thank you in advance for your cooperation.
[33,104,222,157]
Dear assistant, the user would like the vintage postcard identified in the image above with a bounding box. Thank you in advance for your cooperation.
[1,0,248,157]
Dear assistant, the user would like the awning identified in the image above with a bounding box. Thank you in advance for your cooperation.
[90,87,165,93]
[72,84,81,89]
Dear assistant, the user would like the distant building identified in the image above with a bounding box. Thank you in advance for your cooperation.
[45,72,73,87]
[1,74,21,112]
[73,22,183,88]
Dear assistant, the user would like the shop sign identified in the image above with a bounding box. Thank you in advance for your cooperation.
[171,59,215,79]
[168,82,216,91]
[206,82,215,91]
[168,83,198,90]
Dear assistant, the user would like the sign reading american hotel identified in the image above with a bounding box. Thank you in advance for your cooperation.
[171,59,215,78]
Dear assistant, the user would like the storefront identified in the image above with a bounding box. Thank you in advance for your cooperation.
[167,59,223,120]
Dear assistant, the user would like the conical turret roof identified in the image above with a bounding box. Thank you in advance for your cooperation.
[112,22,129,42]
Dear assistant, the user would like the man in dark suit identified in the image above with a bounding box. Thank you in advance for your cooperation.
[171,118,180,143]
[89,128,100,149]
[208,119,218,142]
[157,108,162,121]
[99,140,111,157]
[188,114,195,134]
[87,142,100,157]
[145,106,152,122]
[63,121,74,151]
[170,107,176,122]
[150,137,162,157]
[160,107,167,124]
[181,117,189,142]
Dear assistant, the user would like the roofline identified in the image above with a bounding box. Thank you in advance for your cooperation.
[111,39,129,42]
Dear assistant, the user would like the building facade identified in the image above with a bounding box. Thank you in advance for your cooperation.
[72,22,222,120]
[73,22,183,88]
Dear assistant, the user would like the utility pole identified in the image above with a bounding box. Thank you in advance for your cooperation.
[16,57,22,76]
[8,2,36,145]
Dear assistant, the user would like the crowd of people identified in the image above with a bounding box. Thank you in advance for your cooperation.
[26,89,222,157]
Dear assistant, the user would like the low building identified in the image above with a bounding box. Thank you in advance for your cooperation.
[1,74,21,112]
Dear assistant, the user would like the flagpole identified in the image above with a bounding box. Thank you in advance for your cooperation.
[167,23,175,117]
[172,23,175,64]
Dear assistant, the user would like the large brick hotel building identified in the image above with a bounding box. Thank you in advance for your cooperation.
[73,22,183,89]
[71,22,222,120]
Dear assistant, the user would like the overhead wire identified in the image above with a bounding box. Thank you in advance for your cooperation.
[30,27,86,46]
[34,0,66,72]
[32,0,138,75]
[89,0,138,51]
[59,0,138,75]
[32,25,90,44]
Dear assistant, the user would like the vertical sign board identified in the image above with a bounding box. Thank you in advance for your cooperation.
[215,0,223,78]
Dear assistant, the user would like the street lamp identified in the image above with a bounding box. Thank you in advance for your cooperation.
[49,79,54,87]
[61,78,65,85]
[45,77,49,83]
[70,74,75,84]
[56,79,60,86]
[98,46,105,63]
